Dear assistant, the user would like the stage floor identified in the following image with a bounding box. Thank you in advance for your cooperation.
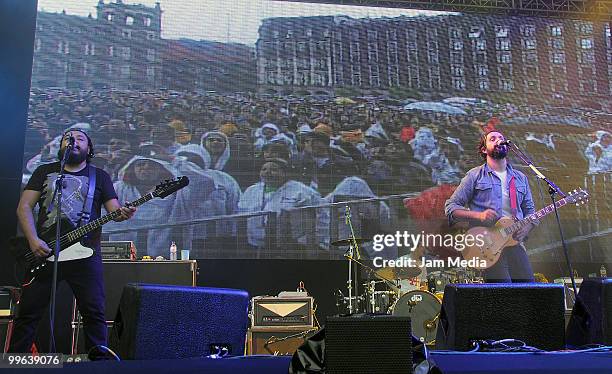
[1,351,611,373]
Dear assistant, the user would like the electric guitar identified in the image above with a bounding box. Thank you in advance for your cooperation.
[9,176,189,284]
[462,188,589,269]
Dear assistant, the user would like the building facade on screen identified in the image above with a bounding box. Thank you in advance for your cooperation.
[30,0,255,92]
[256,15,612,105]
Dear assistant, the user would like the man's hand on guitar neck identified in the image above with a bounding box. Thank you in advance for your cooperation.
[28,237,51,257]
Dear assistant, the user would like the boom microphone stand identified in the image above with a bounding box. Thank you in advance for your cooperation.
[48,139,73,352]
[506,141,578,296]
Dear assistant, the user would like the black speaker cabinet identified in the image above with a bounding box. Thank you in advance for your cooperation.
[325,315,412,374]
[567,278,612,347]
[109,283,250,360]
[435,284,565,351]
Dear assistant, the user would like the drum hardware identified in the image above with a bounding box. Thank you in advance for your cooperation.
[391,290,441,344]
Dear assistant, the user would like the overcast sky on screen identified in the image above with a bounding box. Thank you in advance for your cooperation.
[38,0,446,45]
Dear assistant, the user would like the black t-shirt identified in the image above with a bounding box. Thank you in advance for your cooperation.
[25,162,118,248]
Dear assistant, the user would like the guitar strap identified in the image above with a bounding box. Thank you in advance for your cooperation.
[509,175,518,219]
[78,164,96,228]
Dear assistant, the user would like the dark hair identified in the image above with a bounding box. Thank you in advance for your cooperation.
[57,128,95,161]
[477,129,504,159]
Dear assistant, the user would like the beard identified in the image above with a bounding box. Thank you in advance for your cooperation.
[489,145,508,160]
[59,147,88,165]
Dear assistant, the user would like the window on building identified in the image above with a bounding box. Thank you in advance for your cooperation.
[552,52,565,64]
[476,40,486,50]
[126,16,134,26]
[579,23,593,34]
[501,79,513,91]
[521,25,535,37]
[147,49,155,62]
[450,52,463,64]
[478,80,490,90]
[524,52,537,64]
[453,41,463,50]
[452,77,465,90]
[272,30,279,39]
[147,32,155,40]
[388,29,397,40]
[34,38,41,52]
[496,39,510,51]
[469,26,482,38]
[581,38,593,49]
[306,29,312,37]
[367,30,378,39]
[497,52,512,64]
[83,62,88,76]
[286,30,293,38]
[123,30,131,39]
[477,65,488,76]
[108,46,114,57]
[451,65,464,76]
[606,24,611,38]
[580,51,595,63]
[107,64,113,76]
[449,27,461,38]
[552,39,564,49]
[121,47,130,60]
[550,25,562,37]
[106,13,114,22]
[495,26,509,38]
[144,17,151,27]
[147,66,155,80]
[524,39,536,49]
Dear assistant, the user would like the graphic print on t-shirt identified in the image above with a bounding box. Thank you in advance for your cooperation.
[39,172,89,231]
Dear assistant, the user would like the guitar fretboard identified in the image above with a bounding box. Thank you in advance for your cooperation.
[502,194,579,236]
[51,192,154,248]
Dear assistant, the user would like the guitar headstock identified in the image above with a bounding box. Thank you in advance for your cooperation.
[153,176,190,199]
[566,188,589,206]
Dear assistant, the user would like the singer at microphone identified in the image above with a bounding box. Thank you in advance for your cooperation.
[444,129,538,283]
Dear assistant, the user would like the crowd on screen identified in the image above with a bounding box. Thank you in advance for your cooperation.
[22,88,610,256]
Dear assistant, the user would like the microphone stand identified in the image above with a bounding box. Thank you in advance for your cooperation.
[507,142,578,296]
[344,205,358,314]
[48,142,73,352]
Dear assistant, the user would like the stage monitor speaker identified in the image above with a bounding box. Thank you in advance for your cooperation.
[566,278,612,347]
[109,283,249,360]
[325,315,412,374]
[435,284,565,351]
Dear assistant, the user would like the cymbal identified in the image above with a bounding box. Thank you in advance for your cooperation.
[375,264,421,279]
[331,238,372,246]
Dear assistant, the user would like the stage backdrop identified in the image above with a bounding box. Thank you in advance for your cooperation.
[21,0,610,280]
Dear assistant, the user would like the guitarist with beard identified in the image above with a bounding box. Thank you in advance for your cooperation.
[444,130,538,283]
[9,129,136,353]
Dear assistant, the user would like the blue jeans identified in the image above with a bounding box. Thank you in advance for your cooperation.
[8,254,106,353]
[484,245,535,283]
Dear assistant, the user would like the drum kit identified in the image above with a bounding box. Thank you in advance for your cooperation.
[332,207,483,345]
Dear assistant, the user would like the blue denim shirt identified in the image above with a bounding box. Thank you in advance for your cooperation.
[444,163,538,227]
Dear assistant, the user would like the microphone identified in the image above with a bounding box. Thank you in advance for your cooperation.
[498,140,512,146]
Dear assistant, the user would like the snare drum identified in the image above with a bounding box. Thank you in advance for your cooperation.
[365,290,396,314]
[391,290,441,344]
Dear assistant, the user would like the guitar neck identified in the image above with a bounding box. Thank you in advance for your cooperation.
[58,192,154,245]
[503,196,570,236]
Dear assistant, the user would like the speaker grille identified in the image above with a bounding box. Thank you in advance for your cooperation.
[325,315,412,374]
[435,284,565,351]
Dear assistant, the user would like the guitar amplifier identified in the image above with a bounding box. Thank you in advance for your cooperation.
[100,241,136,260]
[247,326,318,355]
[252,295,313,327]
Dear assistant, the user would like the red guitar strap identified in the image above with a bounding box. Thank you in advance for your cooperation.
[509,175,518,219]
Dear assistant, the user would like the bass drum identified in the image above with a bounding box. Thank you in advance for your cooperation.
[391,290,441,344]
